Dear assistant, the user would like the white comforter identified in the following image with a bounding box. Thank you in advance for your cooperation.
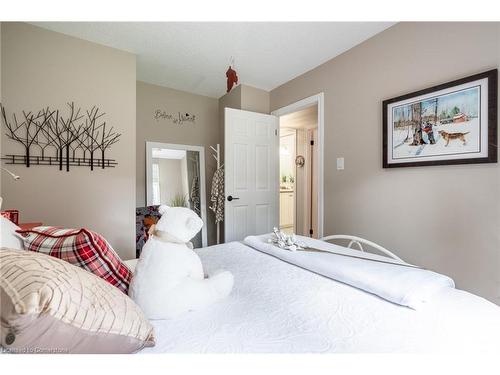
[127,242,500,353]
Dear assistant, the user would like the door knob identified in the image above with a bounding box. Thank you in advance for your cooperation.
[227,195,240,202]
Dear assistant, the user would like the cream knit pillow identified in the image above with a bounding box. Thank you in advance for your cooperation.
[0,248,155,354]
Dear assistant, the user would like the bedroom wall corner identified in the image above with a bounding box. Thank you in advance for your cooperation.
[136,81,219,245]
[240,85,270,114]
[270,22,500,304]
[1,23,137,259]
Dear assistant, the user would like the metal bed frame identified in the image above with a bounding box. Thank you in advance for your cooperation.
[320,235,404,262]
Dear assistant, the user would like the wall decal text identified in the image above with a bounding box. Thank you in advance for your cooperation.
[154,110,196,125]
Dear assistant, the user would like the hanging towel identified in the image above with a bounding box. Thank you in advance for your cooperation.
[210,167,224,224]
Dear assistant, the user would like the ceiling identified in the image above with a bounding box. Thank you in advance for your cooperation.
[32,22,395,98]
[280,105,318,130]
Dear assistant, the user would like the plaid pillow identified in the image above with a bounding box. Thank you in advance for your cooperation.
[16,226,132,294]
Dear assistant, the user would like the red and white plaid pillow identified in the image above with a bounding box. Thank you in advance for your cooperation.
[17,226,132,294]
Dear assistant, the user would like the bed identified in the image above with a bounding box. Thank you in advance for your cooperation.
[125,239,500,353]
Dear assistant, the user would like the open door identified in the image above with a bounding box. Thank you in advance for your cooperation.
[224,108,279,242]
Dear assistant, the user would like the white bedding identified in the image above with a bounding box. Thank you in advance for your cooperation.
[126,241,500,353]
[244,234,454,309]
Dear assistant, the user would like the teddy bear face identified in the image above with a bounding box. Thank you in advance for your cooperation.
[154,205,204,244]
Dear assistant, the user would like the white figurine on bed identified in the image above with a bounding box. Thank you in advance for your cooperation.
[129,205,234,319]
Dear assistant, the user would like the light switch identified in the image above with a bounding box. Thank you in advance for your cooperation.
[336,157,344,170]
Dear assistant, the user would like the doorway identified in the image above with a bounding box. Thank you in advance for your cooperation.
[223,93,323,242]
[223,108,279,242]
[272,93,324,238]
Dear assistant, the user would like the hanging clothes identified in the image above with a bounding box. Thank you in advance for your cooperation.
[190,175,200,214]
[210,167,224,224]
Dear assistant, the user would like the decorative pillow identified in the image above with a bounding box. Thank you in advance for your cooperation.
[0,248,155,354]
[1,216,24,250]
[17,226,132,294]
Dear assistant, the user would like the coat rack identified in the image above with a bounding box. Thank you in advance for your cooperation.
[210,144,223,244]
[210,144,222,168]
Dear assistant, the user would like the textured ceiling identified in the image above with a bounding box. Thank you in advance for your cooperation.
[32,22,395,98]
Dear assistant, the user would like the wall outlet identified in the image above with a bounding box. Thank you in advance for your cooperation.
[336,157,344,170]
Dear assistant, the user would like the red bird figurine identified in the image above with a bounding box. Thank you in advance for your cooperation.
[226,66,238,93]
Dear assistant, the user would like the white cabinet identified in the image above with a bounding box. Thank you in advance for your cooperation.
[279,191,294,229]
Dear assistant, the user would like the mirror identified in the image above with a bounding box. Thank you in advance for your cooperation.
[146,142,207,248]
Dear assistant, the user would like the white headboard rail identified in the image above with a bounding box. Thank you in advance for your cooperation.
[320,235,404,262]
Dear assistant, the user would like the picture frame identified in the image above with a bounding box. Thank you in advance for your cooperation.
[383,69,497,168]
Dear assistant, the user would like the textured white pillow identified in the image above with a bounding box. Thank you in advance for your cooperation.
[1,216,24,250]
[1,248,155,353]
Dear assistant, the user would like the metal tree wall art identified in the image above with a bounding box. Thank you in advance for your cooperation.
[1,103,121,171]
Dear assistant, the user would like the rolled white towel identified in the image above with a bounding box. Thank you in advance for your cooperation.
[244,234,454,310]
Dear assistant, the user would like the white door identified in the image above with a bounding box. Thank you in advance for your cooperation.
[225,108,279,242]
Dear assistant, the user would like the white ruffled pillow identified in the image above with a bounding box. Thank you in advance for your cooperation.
[1,216,24,250]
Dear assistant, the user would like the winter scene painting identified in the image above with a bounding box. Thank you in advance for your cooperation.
[392,86,480,158]
[383,70,497,168]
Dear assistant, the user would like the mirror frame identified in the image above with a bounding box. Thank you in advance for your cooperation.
[146,141,208,247]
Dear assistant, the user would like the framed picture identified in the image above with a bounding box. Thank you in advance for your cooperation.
[383,69,497,168]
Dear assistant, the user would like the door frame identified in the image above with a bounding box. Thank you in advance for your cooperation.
[145,141,208,247]
[271,92,325,238]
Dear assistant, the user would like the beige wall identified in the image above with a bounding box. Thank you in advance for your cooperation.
[218,84,269,115]
[218,85,242,154]
[1,23,137,259]
[219,85,242,112]
[136,80,219,245]
[241,85,270,114]
[271,22,500,303]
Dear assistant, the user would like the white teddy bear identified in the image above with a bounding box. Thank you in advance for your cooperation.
[129,205,234,319]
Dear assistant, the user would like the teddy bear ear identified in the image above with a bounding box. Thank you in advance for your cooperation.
[158,205,170,215]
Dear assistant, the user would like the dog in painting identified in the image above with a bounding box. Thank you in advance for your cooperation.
[438,130,470,146]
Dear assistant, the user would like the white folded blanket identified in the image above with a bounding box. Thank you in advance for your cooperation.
[244,234,455,310]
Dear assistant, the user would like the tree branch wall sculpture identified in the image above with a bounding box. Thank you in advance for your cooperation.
[1,103,121,171]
